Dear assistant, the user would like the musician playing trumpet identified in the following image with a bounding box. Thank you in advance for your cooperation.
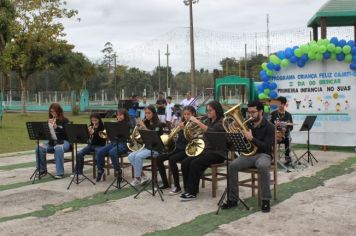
[72,113,106,177]
[270,96,293,166]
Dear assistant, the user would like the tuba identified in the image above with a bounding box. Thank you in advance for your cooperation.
[222,104,257,156]
[183,120,205,157]
[126,124,145,152]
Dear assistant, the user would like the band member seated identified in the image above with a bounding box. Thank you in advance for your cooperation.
[72,113,106,176]
[222,100,275,213]
[128,105,163,186]
[35,103,71,179]
[95,109,130,182]
[156,105,196,195]
[180,100,226,201]
[270,96,293,165]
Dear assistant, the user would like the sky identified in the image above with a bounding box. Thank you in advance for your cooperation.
[62,0,330,71]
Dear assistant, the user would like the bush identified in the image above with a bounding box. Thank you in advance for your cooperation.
[72,105,80,116]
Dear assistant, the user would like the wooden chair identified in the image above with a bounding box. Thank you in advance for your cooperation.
[238,138,278,206]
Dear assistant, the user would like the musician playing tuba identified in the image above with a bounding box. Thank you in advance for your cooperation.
[221,100,275,213]
[180,101,226,201]
[156,105,196,195]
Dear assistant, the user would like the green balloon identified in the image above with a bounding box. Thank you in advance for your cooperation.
[311,44,319,53]
[343,45,351,54]
[345,54,352,63]
[330,53,336,60]
[269,54,281,65]
[262,62,267,70]
[308,51,316,60]
[318,45,327,53]
[266,70,274,76]
[309,40,317,45]
[315,53,323,61]
[322,39,330,46]
[300,45,309,54]
[258,93,267,99]
[264,106,270,113]
[294,48,303,57]
[264,88,270,95]
[317,39,324,45]
[327,43,336,52]
[335,46,342,54]
[281,59,289,67]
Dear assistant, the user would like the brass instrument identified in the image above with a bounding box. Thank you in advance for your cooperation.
[160,124,182,154]
[126,124,145,152]
[98,129,108,139]
[222,104,257,156]
[183,119,205,157]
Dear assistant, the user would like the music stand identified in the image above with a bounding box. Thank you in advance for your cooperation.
[27,122,55,183]
[295,115,318,166]
[104,122,138,193]
[65,124,96,189]
[205,132,250,215]
[134,129,164,201]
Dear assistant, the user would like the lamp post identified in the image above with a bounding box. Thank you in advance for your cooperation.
[183,0,198,97]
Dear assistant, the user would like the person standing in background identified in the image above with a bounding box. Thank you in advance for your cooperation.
[180,91,198,109]
[156,92,167,124]
[128,95,139,127]
[139,96,148,120]
[165,96,175,129]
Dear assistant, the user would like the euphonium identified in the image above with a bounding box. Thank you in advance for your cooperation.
[183,119,205,157]
[222,104,257,156]
[126,124,145,152]
[160,125,182,154]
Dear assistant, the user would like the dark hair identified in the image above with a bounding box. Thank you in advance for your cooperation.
[166,96,172,100]
[277,96,287,104]
[248,100,264,111]
[181,105,197,122]
[90,113,104,129]
[48,103,65,120]
[144,105,160,125]
[117,108,130,122]
[206,100,224,120]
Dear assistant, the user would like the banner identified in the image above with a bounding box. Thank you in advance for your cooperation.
[272,61,356,146]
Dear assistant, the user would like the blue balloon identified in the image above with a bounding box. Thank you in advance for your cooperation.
[277,51,285,59]
[297,59,305,68]
[269,82,277,90]
[352,55,356,63]
[330,37,338,45]
[323,52,331,59]
[289,56,298,64]
[347,40,355,47]
[267,62,275,70]
[261,74,269,82]
[301,54,309,62]
[274,64,281,71]
[350,62,356,70]
[285,48,293,59]
[270,104,278,110]
[292,46,298,50]
[269,90,278,99]
[338,39,347,47]
[260,70,267,77]
[336,53,345,61]
[351,47,356,55]
[257,84,264,93]
[262,82,270,89]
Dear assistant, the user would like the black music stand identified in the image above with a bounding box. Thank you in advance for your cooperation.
[205,132,250,215]
[295,115,318,166]
[104,122,138,193]
[65,124,96,189]
[134,129,164,201]
[27,122,55,184]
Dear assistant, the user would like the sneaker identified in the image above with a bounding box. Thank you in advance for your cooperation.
[180,192,188,198]
[261,200,270,213]
[54,175,64,179]
[130,178,141,186]
[141,176,150,184]
[159,185,170,190]
[169,187,182,195]
[96,169,105,182]
[180,193,197,201]
[221,200,238,209]
[285,157,292,166]
[39,170,47,178]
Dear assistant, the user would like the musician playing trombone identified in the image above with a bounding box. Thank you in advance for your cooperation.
[222,100,275,213]
[180,91,198,109]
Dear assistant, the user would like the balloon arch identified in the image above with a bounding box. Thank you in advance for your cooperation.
[258,37,356,100]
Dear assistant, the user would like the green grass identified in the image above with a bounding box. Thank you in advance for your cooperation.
[293,144,356,153]
[0,112,115,154]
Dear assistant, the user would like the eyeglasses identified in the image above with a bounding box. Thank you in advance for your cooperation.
[247,110,258,115]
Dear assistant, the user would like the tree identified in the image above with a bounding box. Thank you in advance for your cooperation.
[4,0,78,113]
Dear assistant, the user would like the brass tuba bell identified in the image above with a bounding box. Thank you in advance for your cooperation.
[98,129,108,139]
[222,104,257,156]
[126,125,145,152]
[183,120,205,157]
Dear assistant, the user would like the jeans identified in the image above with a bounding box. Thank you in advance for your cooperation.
[128,148,158,177]
[96,142,127,171]
[35,140,70,176]
[228,153,272,201]
[76,145,102,174]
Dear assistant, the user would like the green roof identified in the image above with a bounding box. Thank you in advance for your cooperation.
[307,0,356,27]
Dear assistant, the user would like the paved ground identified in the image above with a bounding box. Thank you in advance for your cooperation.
[0,149,355,235]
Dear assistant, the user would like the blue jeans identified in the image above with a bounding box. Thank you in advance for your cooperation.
[35,141,70,176]
[76,145,102,174]
[96,142,127,171]
[128,148,158,177]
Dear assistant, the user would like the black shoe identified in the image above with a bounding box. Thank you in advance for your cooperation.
[221,200,238,209]
[159,184,170,190]
[261,200,270,213]
[285,157,292,166]
[114,169,122,178]
[180,193,197,201]
[96,169,105,182]
[39,170,47,178]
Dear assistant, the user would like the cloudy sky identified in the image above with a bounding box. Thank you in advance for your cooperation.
[62,0,330,71]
